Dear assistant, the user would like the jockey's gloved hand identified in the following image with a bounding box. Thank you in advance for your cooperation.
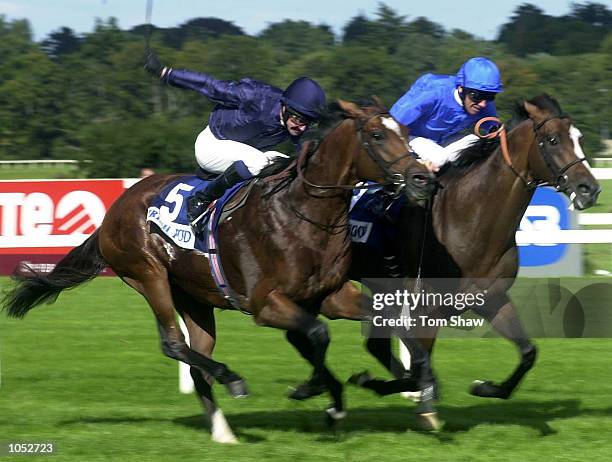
[144,48,165,77]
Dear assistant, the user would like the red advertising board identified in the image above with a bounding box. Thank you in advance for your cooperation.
[0,179,135,275]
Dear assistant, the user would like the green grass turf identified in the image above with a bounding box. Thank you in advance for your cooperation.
[583,179,612,214]
[581,179,611,274]
[1,277,611,461]
[0,165,80,180]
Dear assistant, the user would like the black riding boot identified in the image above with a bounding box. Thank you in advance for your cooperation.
[187,162,250,233]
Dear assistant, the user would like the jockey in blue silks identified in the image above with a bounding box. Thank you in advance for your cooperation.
[144,49,326,233]
[390,57,503,171]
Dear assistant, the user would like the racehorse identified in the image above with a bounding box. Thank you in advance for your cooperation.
[2,99,435,443]
[288,94,601,427]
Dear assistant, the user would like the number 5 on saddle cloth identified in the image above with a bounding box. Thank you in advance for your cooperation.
[146,175,253,306]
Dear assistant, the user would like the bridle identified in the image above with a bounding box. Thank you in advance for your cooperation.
[290,111,419,233]
[297,112,418,195]
[532,115,587,191]
[475,115,587,192]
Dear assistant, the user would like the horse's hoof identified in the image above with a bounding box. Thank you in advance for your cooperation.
[470,380,511,399]
[348,370,373,386]
[325,407,347,430]
[211,410,238,444]
[416,412,443,432]
[226,379,249,398]
[288,381,328,401]
[212,432,239,444]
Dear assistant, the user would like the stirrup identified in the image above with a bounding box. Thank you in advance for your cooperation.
[190,209,210,235]
[189,200,218,236]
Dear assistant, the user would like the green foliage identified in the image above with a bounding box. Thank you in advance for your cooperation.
[72,116,201,178]
[498,2,612,56]
[1,5,611,176]
[259,20,334,62]
[162,17,244,49]
[40,26,82,59]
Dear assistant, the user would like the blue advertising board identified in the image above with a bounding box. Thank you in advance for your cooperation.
[518,187,581,276]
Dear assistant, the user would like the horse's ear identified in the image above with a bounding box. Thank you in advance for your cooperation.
[337,99,365,118]
[523,101,545,122]
[370,95,386,110]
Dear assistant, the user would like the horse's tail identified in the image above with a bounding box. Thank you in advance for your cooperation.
[2,230,106,319]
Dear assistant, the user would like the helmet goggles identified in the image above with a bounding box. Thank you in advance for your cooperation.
[464,87,497,103]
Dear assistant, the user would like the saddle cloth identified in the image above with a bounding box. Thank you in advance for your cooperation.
[146,175,248,306]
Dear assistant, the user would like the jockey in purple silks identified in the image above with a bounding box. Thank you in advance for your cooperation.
[145,49,326,233]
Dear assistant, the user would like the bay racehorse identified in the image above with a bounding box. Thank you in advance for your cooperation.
[288,94,601,428]
[2,99,435,443]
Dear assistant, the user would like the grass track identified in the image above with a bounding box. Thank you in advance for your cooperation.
[1,278,611,461]
[0,165,80,180]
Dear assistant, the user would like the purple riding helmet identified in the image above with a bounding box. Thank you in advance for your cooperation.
[281,77,327,121]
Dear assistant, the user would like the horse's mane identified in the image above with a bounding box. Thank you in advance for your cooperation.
[446,93,562,173]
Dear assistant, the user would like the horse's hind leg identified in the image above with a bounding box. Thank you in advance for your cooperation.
[470,295,537,399]
[124,275,247,398]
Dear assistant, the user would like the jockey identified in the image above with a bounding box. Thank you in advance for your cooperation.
[390,57,503,171]
[144,49,326,232]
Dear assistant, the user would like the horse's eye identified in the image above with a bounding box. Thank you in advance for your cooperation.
[548,136,559,145]
[371,131,385,141]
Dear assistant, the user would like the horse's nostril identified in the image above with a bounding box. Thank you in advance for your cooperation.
[578,184,600,197]
[411,174,428,187]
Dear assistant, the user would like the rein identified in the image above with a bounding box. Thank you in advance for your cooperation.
[475,117,537,190]
[474,115,586,192]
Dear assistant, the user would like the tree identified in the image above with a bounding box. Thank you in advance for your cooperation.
[342,4,416,54]
[342,14,374,44]
[497,4,555,56]
[570,2,612,26]
[0,16,34,64]
[259,20,334,59]
[407,17,445,39]
[162,17,244,48]
[41,27,81,59]
[498,2,612,56]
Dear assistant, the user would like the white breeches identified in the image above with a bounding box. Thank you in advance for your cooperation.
[408,134,479,167]
[194,126,288,175]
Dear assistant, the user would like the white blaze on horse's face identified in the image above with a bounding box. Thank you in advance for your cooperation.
[569,125,593,172]
[381,117,409,148]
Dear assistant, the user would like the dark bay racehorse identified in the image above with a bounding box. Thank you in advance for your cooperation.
[2,100,434,443]
[289,94,601,428]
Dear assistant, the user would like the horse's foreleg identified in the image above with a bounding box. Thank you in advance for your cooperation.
[137,277,247,398]
[256,290,345,424]
[286,281,365,401]
[170,282,238,445]
[471,297,537,399]
[182,312,238,444]
[286,330,329,400]
[323,282,418,393]
[365,338,408,379]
